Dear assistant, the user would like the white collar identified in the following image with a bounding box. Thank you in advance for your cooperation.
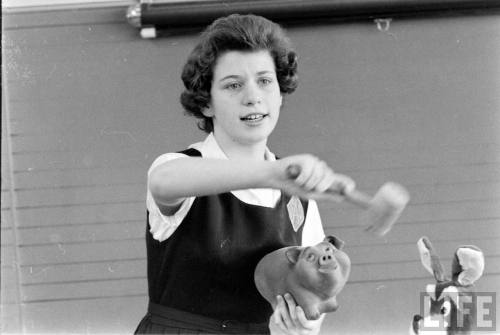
[191,133,276,161]
[189,133,280,208]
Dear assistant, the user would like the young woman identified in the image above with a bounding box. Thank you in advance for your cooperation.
[135,14,354,335]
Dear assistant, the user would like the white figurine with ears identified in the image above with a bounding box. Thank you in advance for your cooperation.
[410,236,485,335]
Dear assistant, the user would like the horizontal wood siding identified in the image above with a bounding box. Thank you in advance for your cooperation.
[2,7,499,334]
[2,65,23,333]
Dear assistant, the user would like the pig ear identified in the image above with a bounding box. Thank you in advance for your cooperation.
[326,235,345,250]
[452,246,485,286]
[285,247,301,264]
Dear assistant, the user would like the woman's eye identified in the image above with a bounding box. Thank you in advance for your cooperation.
[258,78,272,85]
[225,82,242,90]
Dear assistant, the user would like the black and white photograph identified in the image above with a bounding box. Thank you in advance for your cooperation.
[2,0,500,334]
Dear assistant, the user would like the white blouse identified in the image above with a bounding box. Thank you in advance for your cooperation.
[146,133,326,246]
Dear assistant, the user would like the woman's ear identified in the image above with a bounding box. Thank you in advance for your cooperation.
[202,106,214,118]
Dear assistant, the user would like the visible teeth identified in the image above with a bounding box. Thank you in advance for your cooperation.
[242,114,264,121]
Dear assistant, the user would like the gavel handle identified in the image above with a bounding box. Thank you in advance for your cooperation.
[286,164,372,209]
[342,189,372,210]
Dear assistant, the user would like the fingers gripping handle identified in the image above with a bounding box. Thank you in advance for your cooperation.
[286,165,371,208]
[286,164,410,237]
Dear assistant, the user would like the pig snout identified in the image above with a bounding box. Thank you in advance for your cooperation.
[318,246,338,270]
[320,249,334,264]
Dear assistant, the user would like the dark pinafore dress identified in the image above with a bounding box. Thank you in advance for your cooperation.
[135,148,308,334]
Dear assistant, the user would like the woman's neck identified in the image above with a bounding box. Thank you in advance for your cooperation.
[213,132,268,161]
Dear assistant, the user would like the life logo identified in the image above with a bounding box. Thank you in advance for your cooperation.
[410,237,496,334]
[417,289,495,333]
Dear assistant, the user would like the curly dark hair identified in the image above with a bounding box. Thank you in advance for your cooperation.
[180,14,299,133]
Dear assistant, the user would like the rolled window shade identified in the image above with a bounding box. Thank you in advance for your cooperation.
[126,0,500,37]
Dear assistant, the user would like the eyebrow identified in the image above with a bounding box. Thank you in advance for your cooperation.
[218,70,275,82]
[218,75,240,82]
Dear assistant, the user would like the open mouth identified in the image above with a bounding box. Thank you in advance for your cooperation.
[240,114,267,122]
[318,262,338,273]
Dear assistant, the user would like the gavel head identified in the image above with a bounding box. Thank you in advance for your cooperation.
[365,182,410,236]
[254,236,351,320]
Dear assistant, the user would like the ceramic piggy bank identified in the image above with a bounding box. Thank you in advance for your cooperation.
[254,235,351,320]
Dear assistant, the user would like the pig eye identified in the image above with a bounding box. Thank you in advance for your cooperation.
[306,254,316,262]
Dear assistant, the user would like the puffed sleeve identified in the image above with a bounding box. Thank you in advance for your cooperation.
[301,200,326,246]
[146,153,196,242]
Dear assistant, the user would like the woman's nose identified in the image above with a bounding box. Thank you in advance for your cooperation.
[242,83,261,106]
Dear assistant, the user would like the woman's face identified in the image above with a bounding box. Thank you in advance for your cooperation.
[205,50,282,147]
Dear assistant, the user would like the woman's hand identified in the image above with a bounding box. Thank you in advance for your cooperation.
[273,154,355,202]
[269,294,323,335]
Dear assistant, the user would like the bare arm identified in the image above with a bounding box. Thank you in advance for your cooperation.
[149,154,355,214]
[149,157,278,203]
